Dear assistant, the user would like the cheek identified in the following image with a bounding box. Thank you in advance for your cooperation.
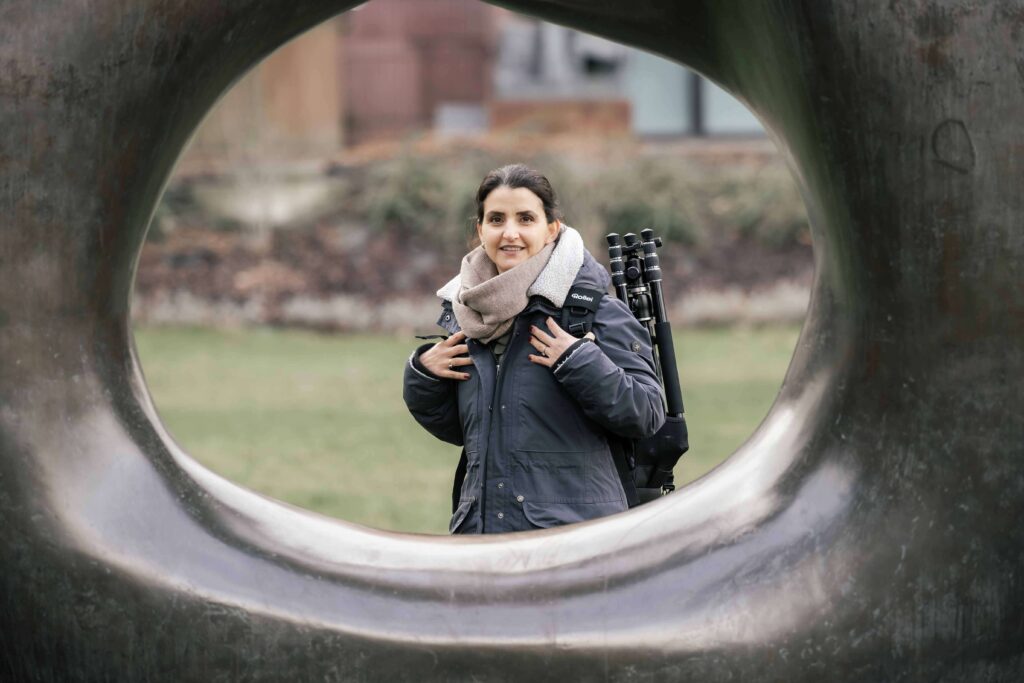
[526,233,547,255]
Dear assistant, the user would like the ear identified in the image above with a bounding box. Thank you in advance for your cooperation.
[476,221,484,243]
[545,219,561,244]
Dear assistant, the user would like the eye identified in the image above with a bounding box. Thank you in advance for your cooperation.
[488,214,504,224]
[519,214,535,223]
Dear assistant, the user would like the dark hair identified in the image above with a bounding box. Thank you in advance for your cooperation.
[474,164,562,224]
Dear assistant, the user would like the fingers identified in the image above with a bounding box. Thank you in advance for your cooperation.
[528,353,553,367]
[528,317,584,371]
[436,360,472,380]
[419,331,474,380]
[530,324,555,345]
[531,317,569,344]
[544,316,568,336]
[529,319,566,364]
[439,348,474,380]
[430,338,468,357]
[441,333,472,380]
[444,330,467,346]
[528,330,565,369]
[448,355,474,368]
[527,335,548,355]
[441,344,471,366]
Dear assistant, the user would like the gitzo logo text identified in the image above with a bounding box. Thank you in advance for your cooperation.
[571,293,594,303]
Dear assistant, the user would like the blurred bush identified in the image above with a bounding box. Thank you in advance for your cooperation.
[703,165,810,248]
[161,142,810,256]
[348,147,810,254]
[586,159,703,246]
[362,156,451,240]
[145,141,814,329]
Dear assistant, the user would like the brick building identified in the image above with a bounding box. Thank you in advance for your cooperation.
[183,19,345,169]
[181,0,764,165]
[341,0,498,144]
[339,0,762,141]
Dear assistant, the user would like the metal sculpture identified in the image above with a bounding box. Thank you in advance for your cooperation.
[1,0,1021,680]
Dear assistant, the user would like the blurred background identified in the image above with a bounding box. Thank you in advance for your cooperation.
[135,0,813,534]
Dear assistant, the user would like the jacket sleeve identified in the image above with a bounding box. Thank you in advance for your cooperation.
[402,342,464,446]
[552,296,666,439]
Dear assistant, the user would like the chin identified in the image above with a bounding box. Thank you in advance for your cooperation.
[493,254,522,271]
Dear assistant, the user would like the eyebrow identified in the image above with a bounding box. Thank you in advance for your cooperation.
[485,209,538,219]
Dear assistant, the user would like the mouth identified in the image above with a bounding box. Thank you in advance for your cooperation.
[499,246,525,254]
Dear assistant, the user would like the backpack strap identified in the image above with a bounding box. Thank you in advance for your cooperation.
[560,286,603,338]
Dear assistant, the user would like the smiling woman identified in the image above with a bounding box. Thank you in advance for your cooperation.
[405,164,665,534]
[475,166,562,273]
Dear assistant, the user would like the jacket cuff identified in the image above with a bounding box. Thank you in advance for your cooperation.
[408,342,442,382]
[552,338,593,376]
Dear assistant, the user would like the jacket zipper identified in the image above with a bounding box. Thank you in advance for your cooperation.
[480,305,554,529]
[492,321,519,413]
[486,320,524,531]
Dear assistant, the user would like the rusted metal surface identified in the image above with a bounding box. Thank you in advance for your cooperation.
[1,1,1022,680]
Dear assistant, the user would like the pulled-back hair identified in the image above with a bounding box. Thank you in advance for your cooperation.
[474,164,562,224]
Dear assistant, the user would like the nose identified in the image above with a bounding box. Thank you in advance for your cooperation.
[501,224,520,241]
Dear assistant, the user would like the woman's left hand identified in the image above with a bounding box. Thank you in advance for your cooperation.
[528,317,584,368]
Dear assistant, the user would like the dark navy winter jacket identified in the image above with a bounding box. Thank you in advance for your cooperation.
[403,250,665,533]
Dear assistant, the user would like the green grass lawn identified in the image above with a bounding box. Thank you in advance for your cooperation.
[134,325,801,534]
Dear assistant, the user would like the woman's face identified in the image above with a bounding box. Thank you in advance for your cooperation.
[477,186,560,273]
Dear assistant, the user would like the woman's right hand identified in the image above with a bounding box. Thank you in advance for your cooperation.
[419,330,474,380]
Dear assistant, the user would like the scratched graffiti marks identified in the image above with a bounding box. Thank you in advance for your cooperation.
[932,119,976,174]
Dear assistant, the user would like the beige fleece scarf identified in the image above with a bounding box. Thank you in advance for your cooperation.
[453,239,558,343]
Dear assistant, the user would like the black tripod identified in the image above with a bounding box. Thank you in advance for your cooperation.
[607,230,689,500]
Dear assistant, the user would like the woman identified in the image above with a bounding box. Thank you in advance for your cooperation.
[403,164,665,534]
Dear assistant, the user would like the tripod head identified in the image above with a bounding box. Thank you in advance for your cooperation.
[606,231,668,331]
[606,228,689,496]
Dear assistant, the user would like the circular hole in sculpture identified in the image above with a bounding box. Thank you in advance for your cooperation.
[132,0,813,535]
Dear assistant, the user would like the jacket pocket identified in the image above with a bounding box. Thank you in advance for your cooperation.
[522,500,626,529]
[513,447,626,505]
[512,450,587,503]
